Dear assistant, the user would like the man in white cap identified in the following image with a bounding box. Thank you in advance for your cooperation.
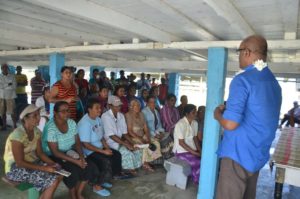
[101,95,142,172]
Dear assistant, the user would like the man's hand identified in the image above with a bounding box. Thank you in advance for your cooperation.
[214,105,225,121]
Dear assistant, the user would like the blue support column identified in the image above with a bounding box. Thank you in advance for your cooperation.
[38,65,50,83]
[198,48,228,199]
[168,73,180,100]
[49,53,65,117]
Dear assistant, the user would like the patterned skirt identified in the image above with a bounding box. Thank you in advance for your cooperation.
[132,137,162,163]
[118,146,142,170]
[6,163,58,191]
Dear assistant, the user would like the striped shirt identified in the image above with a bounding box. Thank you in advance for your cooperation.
[53,81,77,120]
[30,77,46,104]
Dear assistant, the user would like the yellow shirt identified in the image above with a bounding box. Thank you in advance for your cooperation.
[3,126,41,173]
[15,74,28,94]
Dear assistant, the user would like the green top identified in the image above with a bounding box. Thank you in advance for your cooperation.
[42,118,77,155]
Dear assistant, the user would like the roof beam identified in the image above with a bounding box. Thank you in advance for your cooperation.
[140,0,218,40]
[278,0,299,34]
[24,0,181,42]
[2,40,300,57]
[203,0,255,37]
[4,60,300,77]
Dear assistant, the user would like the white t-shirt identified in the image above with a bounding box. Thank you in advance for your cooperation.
[0,74,16,99]
[101,109,127,150]
[173,117,198,154]
[35,96,49,117]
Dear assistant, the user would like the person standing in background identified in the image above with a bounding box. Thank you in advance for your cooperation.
[30,69,46,104]
[0,63,17,130]
[15,65,28,105]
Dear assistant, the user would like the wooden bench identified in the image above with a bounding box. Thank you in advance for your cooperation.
[164,156,191,190]
[2,176,40,199]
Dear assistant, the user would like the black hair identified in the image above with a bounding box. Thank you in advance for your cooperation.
[146,95,156,102]
[149,86,158,96]
[86,98,100,112]
[99,86,108,92]
[113,85,125,95]
[184,104,196,116]
[54,101,69,112]
[127,84,136,92]
[93,68,99,73]
[61,66,72,73]
[77,69,84,74]
[166,93,176,101]
[42,86,50,95]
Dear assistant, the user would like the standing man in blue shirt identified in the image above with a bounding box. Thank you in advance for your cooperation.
[214,35,282,199]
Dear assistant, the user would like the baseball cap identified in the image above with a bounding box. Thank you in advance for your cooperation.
[108,95,123,106]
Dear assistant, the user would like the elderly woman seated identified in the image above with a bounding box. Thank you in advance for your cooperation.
[142,96,174,161]
[78,98,124,196]
[102,96,142,174]
[3,104,62,199]
[42,101,106,198]
[173,104,201,184]
[125,99,162,171]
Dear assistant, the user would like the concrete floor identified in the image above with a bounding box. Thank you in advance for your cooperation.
[0,122,299,199]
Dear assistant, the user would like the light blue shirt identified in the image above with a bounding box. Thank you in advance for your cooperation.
[77,114,104,156]
[142,106,164,137]
[217,65,282,172]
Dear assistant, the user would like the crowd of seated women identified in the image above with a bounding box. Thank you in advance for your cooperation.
[3,66,206,198]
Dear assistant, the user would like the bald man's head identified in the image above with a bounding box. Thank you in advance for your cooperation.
[242,35,268,60]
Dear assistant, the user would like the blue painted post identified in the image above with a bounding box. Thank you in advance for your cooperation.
[38,65,50,83]
[168,73,180,100]
[49,53,65,117]
[198,48,228,199]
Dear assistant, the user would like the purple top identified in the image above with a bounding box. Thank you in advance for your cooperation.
[160,104,180,133]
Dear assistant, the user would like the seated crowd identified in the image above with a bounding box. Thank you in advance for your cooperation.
[3,66,205,199]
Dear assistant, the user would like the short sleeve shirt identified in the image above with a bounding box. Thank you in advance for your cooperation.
[101,109,127,150]
[77,114,104,156]
[173,117,198,153]
[4,126,41,173]
[42,118,77,155]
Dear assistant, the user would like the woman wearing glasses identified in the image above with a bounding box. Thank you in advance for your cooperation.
[42,101,103,199]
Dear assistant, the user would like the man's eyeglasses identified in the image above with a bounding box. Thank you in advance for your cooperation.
[236,48,247,55]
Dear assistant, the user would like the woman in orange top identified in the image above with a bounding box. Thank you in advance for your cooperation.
[50,66,78,121]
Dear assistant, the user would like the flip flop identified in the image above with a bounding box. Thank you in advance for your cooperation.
[94,188,111,197]
[102,182,112,188]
